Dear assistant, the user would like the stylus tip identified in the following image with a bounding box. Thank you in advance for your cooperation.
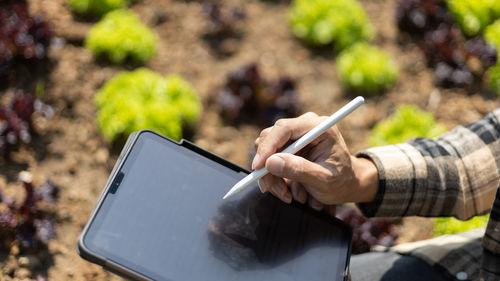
[222,191,231,200]
[222,187,235,199]
[223,182,241,200]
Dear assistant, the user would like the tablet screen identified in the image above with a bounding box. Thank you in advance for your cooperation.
[82,131,350,281]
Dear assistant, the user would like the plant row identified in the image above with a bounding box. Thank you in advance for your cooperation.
[70,0,398,94]
[0,4,58,268]
[33,0,500,137]
[289,0,399,94]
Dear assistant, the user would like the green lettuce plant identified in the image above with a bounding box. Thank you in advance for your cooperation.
[446,0,499,36]
[487,64,500,94]
[95,68,202,141]
[85,9,157,64]
[288,0,373,50]
[485,19,500,49]
[492,3,500,19]
[369,105,447,147]
[485,20,500,94]
[434,215,490,236]
[68,0,130,16]
[336,43,398,94]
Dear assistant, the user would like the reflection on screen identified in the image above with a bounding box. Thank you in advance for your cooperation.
[84,132,350,281]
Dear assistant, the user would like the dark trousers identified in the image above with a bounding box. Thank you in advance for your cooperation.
[350,252,451,281]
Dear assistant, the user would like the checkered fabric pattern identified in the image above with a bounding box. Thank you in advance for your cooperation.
[356,109,500,281]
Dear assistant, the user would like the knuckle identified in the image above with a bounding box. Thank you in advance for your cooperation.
[274,118,288,128]
[260,127,271,137]
[258,141,273,154]
[302,112,317,118]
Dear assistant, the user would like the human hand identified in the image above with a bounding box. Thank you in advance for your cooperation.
[252,112,378,211]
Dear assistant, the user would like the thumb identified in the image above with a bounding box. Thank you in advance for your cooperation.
[265,153,331,188]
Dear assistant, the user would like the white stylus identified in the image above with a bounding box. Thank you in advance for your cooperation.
[222,96,365,200]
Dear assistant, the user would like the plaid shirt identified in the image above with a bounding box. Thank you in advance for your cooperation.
[356,109,500,281]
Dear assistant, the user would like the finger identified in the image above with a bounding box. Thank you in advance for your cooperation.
[290,181,307,204]
[259,174,292,203]
[252,113,321,169]
[265,153,333,189]
[308,197,324,211]
[259,127,272,138]
[290,181,299,201]
[254,127,272,146]
[269,178,292,204]
[257,178,266,193]
[257,174,274,193]
[281,186,293,204]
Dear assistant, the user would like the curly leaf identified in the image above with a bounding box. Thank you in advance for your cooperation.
[336,43,398,94]
[95,68,201,141]
[85,9,157,64]
[288,0,373,50]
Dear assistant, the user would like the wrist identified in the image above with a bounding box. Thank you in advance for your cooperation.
[350,156,379,203]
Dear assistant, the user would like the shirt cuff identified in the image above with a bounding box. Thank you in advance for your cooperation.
[355,143,427,218]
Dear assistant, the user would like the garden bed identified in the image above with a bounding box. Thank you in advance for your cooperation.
[1,0,498,280]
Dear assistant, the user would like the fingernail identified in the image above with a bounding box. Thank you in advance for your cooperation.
[257,179,266,193]
[252,154,261,170]
[272,185,282,197]
[267,155,284,175]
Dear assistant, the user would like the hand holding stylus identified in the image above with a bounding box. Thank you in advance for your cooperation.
[223,97,364,200]
[246,99,379,211]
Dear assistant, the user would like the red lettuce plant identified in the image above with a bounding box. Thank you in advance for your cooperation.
[0,4,53,77]
[0,174,59,249]
[217,63,300,127]
[0,90,53,156]
[336,206,399,254]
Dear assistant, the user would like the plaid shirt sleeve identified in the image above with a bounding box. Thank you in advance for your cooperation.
[356,108,500,280]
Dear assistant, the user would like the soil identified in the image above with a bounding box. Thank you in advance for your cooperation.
[1,0,499,280]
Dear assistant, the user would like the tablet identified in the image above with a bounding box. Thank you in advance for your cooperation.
[78,130,351,281]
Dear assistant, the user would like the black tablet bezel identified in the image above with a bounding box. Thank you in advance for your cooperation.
[77,130,352,281]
